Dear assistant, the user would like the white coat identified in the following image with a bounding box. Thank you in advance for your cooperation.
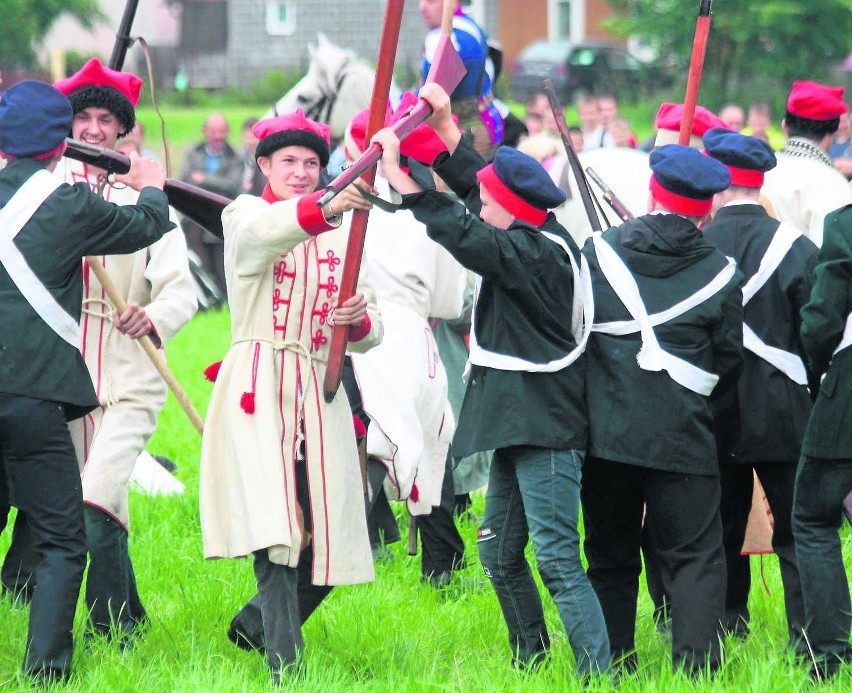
[56,157,197,529]
[199,193,382,586]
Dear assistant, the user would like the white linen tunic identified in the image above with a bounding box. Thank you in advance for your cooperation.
[350,177,466,514]
[200,193,382,586]
[762,150,852,246]
[56,157,197,529]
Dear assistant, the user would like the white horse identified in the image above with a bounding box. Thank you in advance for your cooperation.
[268,33,401,142]
[550,147,652,247]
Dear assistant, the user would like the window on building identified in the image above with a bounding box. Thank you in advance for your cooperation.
[556,0,572,39]
[266,2,296,36]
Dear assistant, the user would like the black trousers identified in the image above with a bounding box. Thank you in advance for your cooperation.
[581,456,726,673]
[3,504,148,639]
[1,508,40,602]
[416,450,466,578]
[0,395,87,680]
[230,458,332,679]
[719,460,805,646]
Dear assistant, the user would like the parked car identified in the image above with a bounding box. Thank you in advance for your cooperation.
[509,40,663,103]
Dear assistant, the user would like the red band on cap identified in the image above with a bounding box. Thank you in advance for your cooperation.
[726,165,764,188]
[476,164,547,226]
[650,176,713,217]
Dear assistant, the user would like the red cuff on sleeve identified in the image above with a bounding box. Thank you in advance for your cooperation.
[297,190,335,236]
[347,314,372,343]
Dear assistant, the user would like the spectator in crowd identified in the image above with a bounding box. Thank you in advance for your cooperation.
[596,93,619,148]
[240,116,266,196]
[179,113,242,302]
[608,115,637,148]
[578,94,604,150]
[720,104,745,132]
[829,110,852,180]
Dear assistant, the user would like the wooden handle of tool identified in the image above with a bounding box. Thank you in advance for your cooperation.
[86,256,205,434]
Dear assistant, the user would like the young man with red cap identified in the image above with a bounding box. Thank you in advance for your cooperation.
[763,80,852,245]
[702,127,818,650]
[652,101,729,149]
[580,144,744,675]
[0,80,172,682]
[2,57,197,642]
[372,83,610,679]
[792,203,852,680]
[198,109,381,682]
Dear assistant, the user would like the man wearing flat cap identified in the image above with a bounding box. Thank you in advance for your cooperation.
[579,144,744,675]
[0,80,172,682]
[373,83,610,679]
[763,80,852,245]
[0,58,196,641]
[703,128,818,651]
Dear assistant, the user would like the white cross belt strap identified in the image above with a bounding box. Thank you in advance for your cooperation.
[591,235,728,396]
[468,230,594,372]
[834,313,852,357]
[0,169,81,347]
[740,222,807,385]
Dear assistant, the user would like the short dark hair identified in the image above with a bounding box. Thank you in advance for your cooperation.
[784,112,840,141]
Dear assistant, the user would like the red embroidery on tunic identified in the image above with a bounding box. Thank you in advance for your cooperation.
[318,274,338,299]
[311,329,328,351]
[318,249,341,273]
[274,257,296,285]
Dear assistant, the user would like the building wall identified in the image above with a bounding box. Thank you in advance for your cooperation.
[224,1,426,89]
[497,0,549,70]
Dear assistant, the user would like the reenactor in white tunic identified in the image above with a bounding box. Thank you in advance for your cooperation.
[763,81,852,246]
[199,110,382,682]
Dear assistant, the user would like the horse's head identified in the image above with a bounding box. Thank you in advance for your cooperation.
[269,34,386,142]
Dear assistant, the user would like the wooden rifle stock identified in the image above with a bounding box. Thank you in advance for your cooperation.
[542,80,605,231]
[63,138,232,239]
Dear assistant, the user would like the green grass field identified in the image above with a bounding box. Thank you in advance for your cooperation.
[1,309,851,691]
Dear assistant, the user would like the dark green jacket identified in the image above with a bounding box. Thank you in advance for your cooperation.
[0,158,174,420]
[400,139,587,458]
[800,204,852,459]
[702,203,818,464]
[583,214,744,476]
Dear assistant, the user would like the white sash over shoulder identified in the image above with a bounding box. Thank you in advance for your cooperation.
[591,234,733,396]
[0,169,80,347]
[740,223,807,385]
[468,230,593,372]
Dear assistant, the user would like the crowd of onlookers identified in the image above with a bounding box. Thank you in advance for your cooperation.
[515,90,852,179]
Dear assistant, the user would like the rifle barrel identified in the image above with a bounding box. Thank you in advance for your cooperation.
[63,139,231,239]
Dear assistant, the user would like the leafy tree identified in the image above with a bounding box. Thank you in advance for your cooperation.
[0,0,105,69]
[607,0,852,109]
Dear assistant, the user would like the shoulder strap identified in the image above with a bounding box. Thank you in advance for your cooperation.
[468,231,593,372]
[591,235,719,396]
[0,169,81,347]
[742,222,801,305]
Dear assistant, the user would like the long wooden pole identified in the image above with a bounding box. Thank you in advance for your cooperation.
[322,0,406,402]
[678,0,713,146]
[86,259,205,434]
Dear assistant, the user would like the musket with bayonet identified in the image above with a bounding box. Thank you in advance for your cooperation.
[585,166,635,222]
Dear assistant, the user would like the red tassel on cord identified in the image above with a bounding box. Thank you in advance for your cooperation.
[353,415,367,439]
[203,360,222,382]
[240,343,261,414]
[409,483,419,503]
[240,391,256,414]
